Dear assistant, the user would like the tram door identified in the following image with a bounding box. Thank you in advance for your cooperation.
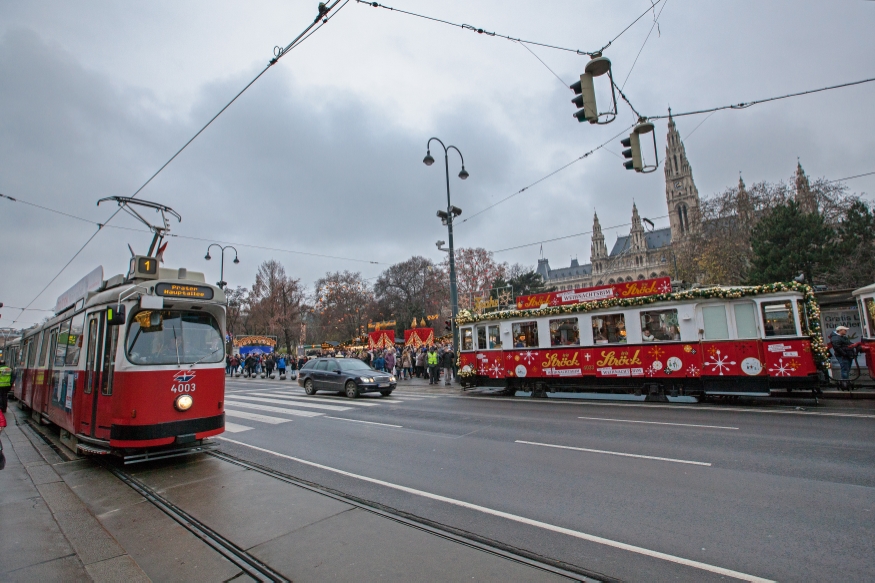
[83,312,117,439]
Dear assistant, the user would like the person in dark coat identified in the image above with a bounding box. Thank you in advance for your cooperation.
[829,325,858,390]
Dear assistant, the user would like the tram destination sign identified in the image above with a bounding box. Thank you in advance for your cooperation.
[155,283,214,300]
[516,276,672,310]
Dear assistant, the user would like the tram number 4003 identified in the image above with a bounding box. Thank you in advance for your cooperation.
[171,383,196,393]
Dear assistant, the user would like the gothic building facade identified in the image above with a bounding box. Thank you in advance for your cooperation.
[537,114,701,290]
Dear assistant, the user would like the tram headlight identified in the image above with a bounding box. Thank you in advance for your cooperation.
[174,394,193,411]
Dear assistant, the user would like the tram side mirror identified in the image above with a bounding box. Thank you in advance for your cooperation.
[107,305,126,326]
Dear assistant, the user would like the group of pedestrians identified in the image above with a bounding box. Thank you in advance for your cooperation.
[226,353,307,378]
[357,344,456,386]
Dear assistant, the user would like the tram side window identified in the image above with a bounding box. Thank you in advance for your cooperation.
[592,314,626,344]
[733,303,759,339]
[865,298,875,337]
[26,337,38,367]
[477,326,488,350]
[549,318,579,347]
[701,306,729,340]
[488,325,500,349]
[640,309,680,341]
[54,319,72,367]
[761,301,797,337]
[102,325,118,396]
[512,321,539,348]
[796,301,810,335]
[38,329,51,367]
[461,328,473,351]
[65,313,85,366]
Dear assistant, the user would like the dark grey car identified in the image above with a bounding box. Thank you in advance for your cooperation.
[297,357,396,398]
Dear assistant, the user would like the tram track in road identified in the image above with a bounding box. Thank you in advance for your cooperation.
[205,449,610,583]
[102,462,291,583]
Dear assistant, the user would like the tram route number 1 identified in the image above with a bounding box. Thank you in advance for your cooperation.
[171,383,196,393]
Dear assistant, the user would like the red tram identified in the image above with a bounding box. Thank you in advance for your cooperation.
[457,278,829,401]
[12,255,227,463]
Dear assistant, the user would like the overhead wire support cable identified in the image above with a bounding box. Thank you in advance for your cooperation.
[619,0,670,91]
[646,76,875,120]
[11,0,350,324]
[359,0,663,57]
[493,215,669,254]
[460,123,635,226]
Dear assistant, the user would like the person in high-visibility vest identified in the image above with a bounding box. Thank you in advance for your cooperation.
[0,360,13,413]
[427,347,440,385]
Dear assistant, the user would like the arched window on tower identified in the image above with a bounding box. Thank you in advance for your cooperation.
[677,204,687,235]
[674,155,679,174]
[682,205,690,232]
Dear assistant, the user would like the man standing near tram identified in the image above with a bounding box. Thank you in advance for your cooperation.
[830,325,859,390]
[0,359,14,413]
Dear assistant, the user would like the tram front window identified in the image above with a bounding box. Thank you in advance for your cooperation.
[126,310,224,365]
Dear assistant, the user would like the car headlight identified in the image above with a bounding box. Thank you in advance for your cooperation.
[360,376,374,383]
[389,376,396,383]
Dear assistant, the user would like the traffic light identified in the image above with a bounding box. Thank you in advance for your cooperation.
[570,73,597,123]
[621,133,642,172]
[622,121,658,174]
[444,320,452,331]
[570,56,616,125]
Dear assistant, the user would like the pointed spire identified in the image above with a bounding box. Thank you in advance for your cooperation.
[630,203,646,251]
[795,160,816,214]
[591,210,607,260]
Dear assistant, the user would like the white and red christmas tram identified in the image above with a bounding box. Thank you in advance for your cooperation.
[853,282,875,381]
[457,278,829,401]
[13,256,227,462]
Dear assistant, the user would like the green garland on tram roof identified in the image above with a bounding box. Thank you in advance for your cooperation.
[455,282,830,372]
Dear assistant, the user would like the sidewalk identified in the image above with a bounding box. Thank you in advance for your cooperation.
[0,409,149,582]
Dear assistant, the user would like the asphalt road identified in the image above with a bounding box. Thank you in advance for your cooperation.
[220,377,875,582]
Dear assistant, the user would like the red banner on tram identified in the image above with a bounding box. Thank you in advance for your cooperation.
[515,277,672,310]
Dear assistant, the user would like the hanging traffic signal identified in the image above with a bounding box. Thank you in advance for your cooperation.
[621,133,642,171]
[621,120,659,174]
[570,55,617,125]
[444,320,452,331]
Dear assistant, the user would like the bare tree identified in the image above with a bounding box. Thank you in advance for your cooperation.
[313,271,374,342]
[374,256,448,335]
[443,247,508,306]
[248,260,305,352]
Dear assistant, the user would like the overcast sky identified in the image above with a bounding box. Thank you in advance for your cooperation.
[1,0,873,327]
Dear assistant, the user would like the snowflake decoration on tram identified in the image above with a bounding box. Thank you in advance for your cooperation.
[497,289,513,307]
[647,346,665,360]
[686,364,700,377]
[488,361,505,377]
[769,359,793,376]
[520,351,539,365]
[658,280,673,294]
[705,349,736,376]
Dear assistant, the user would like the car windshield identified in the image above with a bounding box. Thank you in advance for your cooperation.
[126,310,224,365]
[338,359,372,372]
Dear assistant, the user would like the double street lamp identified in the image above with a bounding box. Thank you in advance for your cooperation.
[204,244,239,289]
[423,137,468,354]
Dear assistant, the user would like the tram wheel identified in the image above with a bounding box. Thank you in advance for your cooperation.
[304,380,317,395]
[345,380,360,399]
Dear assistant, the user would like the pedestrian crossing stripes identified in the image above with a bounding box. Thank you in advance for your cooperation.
[246,391,380,407]
[224,421,253,433]
[227,395,352,412]
[223,399,323,418]
[224,409,291,424]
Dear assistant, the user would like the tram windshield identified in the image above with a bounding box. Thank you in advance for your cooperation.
[126,310,224,366]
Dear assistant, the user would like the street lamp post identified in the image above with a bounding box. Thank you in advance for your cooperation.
[423,138,468,355]
[204,244,239,289]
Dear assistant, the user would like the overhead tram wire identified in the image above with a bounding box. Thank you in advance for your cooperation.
[619,0,670,91]
[644,76,875,120]
[492,215,670,255]
[0,191,383,266]
[358,0,664,57]
[459,123,636,226]
[11,0,351,325]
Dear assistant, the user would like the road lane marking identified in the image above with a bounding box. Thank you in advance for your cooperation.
[227,395,352,412]
[246,392,379,407]
[223,400,323,418]
[578,417,738,430]
[457,395,875,418]
[323,416,403,428]
[223,422,253,433]
[217,437,770,582]
[225,409,291,425]
[516,440,712,466]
